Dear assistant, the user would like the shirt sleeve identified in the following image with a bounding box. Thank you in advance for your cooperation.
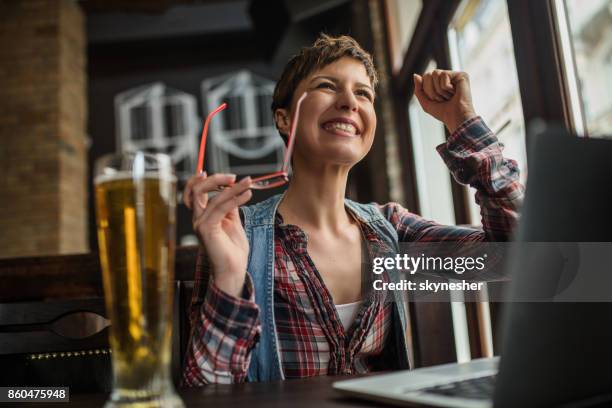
[183,247,261,385]
[380,116,525,243]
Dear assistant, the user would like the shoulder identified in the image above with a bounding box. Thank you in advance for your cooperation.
[345,200,408,248]
[344,199,419,223]
[239,194,283,226]
[375,201,425,229]
[345,199,385,222]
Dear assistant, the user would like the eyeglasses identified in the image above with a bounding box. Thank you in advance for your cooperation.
[196,92,307,190]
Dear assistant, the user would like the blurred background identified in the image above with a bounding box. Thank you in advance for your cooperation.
[1,0,611,367]
[2,0,611,258]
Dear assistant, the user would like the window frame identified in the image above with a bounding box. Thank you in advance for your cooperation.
[506,0,577,140]
[389,0,578,212]
[383,0,464,368]
[381,0,582,366]
[382,0,581,364]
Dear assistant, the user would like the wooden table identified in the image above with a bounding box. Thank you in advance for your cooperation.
[23,376,401,407]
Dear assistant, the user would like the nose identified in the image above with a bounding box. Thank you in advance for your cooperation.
[335,89,358,112]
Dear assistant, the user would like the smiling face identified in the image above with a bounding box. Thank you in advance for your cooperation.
[275,57,377,169]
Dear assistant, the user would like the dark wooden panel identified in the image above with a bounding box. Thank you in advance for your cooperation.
[0,253,104,302]
[0,329,110,356]
[464,302,485,359]
[0,246,198,302]
[88,30,260,78]
[0,299,106,326]
[409,299,457,368]
[80,0,236,14]
[507,0,573,138]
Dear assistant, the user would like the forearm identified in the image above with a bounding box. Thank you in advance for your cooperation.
[437,116,525,241]
[183,276,260,385]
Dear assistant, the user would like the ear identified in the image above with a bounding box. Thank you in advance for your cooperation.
[274,108,291,138]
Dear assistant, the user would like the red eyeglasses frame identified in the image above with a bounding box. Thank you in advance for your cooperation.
[196,92,307,189]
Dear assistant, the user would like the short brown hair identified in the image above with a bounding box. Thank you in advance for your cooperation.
[271,34,378,139]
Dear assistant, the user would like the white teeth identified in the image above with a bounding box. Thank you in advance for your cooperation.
[324,122,357,134]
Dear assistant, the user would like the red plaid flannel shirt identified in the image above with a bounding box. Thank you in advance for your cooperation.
[183,117,524,385]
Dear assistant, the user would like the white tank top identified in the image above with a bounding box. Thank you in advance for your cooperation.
[335,301,361,332]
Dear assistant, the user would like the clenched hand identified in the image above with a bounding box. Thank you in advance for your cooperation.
[413,70,477,133]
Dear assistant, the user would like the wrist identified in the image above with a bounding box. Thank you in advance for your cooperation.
[446,110,477,134]
[213,272,247,298]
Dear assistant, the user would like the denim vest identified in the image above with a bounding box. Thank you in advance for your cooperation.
[240,193,410,382]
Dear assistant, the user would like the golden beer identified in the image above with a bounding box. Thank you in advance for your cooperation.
[95,167,182,407]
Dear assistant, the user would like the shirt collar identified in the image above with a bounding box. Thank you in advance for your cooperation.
[274,208,391,257]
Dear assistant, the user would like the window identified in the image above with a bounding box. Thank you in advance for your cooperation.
[115,83,199,180]
[201,70,283,176]
[557,0,612,137]
[410,60,473,363]
[409,61,456,225]
[386,0,423,72]
[448,0,527,225]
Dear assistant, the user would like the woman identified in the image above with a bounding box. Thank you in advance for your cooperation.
[182,34,524,384]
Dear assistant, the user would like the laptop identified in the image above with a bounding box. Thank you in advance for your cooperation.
[333,126,612,408]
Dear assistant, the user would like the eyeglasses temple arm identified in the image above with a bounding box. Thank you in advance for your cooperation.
[281,92,307,172]
[196,102,228,175]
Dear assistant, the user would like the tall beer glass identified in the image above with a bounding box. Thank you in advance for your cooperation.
[94,152,184,408]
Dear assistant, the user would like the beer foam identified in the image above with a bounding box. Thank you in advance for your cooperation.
[94,171,177,185]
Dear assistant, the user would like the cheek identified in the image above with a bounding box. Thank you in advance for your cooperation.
[364,109,377,138]
[297,100,325,130]
[303,92,331,113]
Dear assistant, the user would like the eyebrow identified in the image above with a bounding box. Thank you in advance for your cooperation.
[310,75,374,92]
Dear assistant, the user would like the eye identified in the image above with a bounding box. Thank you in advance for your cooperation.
[316,82,335,90]
[356,89,373,101]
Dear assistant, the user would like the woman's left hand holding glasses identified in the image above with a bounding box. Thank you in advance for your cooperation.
[183,173,253,297]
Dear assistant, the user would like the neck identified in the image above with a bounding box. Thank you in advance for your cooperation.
[278,162,352,233]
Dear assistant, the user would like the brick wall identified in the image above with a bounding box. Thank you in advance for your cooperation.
[0,0,87,258]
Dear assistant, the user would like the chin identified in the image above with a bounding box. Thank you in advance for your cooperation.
[298,130,373,166]
[320,147,367,166]
[331,138,372,159]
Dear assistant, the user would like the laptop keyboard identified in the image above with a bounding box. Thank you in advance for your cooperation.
[420,374,496,400]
